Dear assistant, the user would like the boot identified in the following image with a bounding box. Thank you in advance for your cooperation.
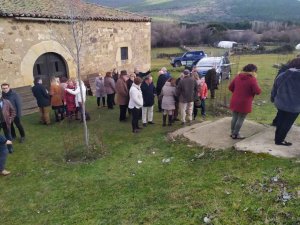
[168,115,173,126]
[162,115,167,127]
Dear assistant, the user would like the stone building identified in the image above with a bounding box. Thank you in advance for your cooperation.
[0,0,151,90]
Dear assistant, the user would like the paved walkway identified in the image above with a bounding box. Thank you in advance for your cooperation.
[170,117,300,158]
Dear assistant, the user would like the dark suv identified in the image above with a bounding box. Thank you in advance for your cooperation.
[170,51,206,68]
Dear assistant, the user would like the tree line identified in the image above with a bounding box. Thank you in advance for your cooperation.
[151,22,300,48]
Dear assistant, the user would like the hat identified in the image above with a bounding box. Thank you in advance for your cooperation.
[120,70,127,76]
[183,69,190,76]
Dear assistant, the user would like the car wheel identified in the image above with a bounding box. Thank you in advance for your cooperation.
[174,61,181,67]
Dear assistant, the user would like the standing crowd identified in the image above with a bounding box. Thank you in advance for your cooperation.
[1,58,300,176]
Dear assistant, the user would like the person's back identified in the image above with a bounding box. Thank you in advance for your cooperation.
[272,69,300,113]
[32,83,50,107]
[177,76,197,103]
[229,73,261,113]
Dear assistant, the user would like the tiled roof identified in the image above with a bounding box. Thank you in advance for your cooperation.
[0,0,151,22]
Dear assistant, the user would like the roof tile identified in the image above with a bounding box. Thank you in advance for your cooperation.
[0,0,151,22]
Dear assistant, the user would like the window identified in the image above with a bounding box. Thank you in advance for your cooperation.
[121,47,128,60]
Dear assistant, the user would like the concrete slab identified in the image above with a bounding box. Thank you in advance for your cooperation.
[174,117,267,150]
[168,121,212,139]
[235,126,300,158]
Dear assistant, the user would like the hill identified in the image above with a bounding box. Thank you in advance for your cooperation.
[87,0,300,22]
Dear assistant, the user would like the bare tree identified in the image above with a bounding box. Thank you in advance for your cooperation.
[49,0,90,147]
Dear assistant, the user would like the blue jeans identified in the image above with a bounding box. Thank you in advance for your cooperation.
[0,144,8,171]
[0,123,13,153]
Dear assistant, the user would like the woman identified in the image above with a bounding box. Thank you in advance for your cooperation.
[128,77,143,133]
[192,72,201,120]
[161,78,177,126]
[50,77,64,122]
[229,64,261,139]
[271,58,300,146]
[95,73,106,108]
[104,72,116,109]
[64,79,76,121]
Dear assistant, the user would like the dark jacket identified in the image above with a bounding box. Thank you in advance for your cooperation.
[2,89,22,118]
[205,68,218,90]
[271,68,300,113]
[156,73,171,95]
[176,76,198,103]
[141,81,156,107]
[229,73,261,113]
[32,84,51,107]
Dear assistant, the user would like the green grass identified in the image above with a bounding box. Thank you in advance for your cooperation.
[1,47,300,224]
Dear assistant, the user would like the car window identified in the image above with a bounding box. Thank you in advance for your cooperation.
[185,53,194,58]
[197,58,221,67]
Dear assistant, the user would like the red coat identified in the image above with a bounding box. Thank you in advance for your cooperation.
[198,83,208,99]
[229,73,261,113]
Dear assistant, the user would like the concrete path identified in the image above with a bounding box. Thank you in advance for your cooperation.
[235,126,300,158]
[170,117,300,158]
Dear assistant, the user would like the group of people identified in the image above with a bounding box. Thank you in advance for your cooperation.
[1,58,299,176]
[94,67,209,133]
[229,58,300,147]
[31,76,88,125]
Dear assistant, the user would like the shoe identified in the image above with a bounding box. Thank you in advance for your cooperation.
[132,129,140,133]
[20,137,25,143]
[148,121,155,125]
[0,170,11,176]
[231,134,245,139]
[143,123,147,127]
[275,141,292,146]
[181,122,186,126]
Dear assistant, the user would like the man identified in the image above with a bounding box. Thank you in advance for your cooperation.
[176,69,198,125]
[141,75,156,127]
[1,83,25,143]
[156,67,171,112]
[271,58,300,146]
[32,77,51,125]
[0,92,15,153]
[205,67,218,99]
[115,70,129,121]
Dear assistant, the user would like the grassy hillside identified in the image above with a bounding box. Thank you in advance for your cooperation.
[87,0,300,22]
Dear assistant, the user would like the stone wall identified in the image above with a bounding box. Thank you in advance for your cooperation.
[0,18,151,88]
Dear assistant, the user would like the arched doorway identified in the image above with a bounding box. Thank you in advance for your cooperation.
[33,52,68,89]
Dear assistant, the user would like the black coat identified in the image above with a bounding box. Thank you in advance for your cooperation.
[141,81,156,107]
[2,89,22,118]
[205,68,218,90]
[32,84,50,107]
[156,73,171,95]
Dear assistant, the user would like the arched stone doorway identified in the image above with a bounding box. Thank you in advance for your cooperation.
[20,40,77,87]
[33,52,68,89]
